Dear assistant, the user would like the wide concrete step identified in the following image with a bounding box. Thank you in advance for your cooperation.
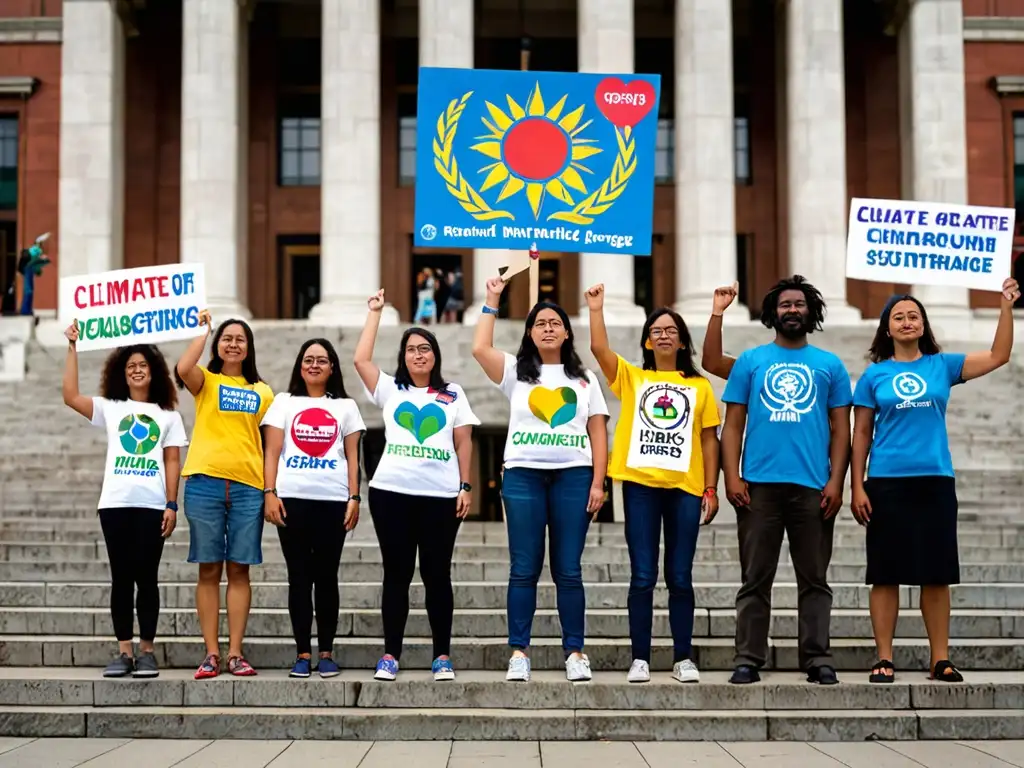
[3,635,1022,671]
[8,581,1024,610]
[3,606,1021,640]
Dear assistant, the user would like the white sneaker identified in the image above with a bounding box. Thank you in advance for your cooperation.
[565,653,592,682]
[506,654,531,682]
[673,658,700,683]
[627,659,650,683]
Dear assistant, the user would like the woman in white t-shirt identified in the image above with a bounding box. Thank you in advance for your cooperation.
[354,289,480,682]
[262,338,366,679]
[61,321,187,680]
[472,277,610,683]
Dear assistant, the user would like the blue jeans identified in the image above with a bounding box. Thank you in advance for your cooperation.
[623,481,702,663]
[184,474,265,565]
[19,268,32,315]
[502,466,593,654]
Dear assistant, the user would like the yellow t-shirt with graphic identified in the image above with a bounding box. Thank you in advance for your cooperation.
[181,367,275,490]
[607,356,721,495]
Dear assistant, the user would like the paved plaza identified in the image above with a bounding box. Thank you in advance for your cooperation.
[5,738,1024,768]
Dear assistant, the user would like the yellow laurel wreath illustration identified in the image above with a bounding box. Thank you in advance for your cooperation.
[433,91,514,222]
[547,126,637,226]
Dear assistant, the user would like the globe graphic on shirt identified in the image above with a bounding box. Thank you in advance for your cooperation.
[118,414,161,455]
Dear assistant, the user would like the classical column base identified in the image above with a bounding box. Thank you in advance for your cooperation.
[205,301,252,323]
[309,298,400,327]
[574,296,647,327]
[821,302,864,326]
[916,306,974,340]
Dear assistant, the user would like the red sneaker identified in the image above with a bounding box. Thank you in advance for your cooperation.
[194,654,220,680]
[228,656,257,676]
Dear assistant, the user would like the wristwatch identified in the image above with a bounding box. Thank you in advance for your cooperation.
[166,501,179,512]
[263,488,277,497]
[460,482,472,492]
[350,494,362,502]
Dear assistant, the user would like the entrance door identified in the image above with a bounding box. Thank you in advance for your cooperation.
[281,244,320,319]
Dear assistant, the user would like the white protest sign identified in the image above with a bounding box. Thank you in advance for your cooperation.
[846,197,1015,292]
[59,263,208,352]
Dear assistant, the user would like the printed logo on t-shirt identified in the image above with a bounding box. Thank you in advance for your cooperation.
[219,385,261,414]
[389,401,452,462]
[510,385,588,450]
[114,413,160,477]
[760,362,817,423]
[431,388,458,405]
[287,408,340,470]
[626,382,695,472]
[892,371,931,410]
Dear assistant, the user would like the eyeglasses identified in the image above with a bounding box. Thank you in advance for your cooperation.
[648,327,679,339]
[302,357,330,367]
[406,344,433,355]
[533,319,564,331]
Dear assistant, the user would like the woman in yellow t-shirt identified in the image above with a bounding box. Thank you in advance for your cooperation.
[585,284,722,685]
[176,310,274,680]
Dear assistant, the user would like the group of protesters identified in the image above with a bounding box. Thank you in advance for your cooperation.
[62,269,1019,687]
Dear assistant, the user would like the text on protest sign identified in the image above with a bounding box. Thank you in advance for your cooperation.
[845,198,1014,292]
[59,263,208,351]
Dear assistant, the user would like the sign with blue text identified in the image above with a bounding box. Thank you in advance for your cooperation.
[846,197,1015,292]
[414,67,661,256]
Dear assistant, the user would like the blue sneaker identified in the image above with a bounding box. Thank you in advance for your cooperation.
[432,656,455,682]
[317,656,340,678]
[374,655,399,681]
[289,657,312,678]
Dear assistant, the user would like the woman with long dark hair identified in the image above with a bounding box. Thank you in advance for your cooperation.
[852,277,1020,684]
[354,289,479,682]
[262,338,365,678]
[472,278,609,683]
[176,312,274,679]
[586,284,721,683]
[62,322,186,678]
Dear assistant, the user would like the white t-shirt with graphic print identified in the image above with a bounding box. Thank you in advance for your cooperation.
[497,353,609,470]
[90,397,188,511]
[365,372,480,498]
[260,393,367,502]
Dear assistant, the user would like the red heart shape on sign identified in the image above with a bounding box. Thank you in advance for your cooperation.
[594,78,656,129]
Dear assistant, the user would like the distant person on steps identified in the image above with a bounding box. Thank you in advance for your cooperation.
[176,312,274,679]
[62,322,186,679]
[852,277,1020,684]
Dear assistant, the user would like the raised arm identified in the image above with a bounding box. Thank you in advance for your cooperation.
[584,284,619,383]
[721,402,749,507]
[354,289,385,394]
[176,309,212,396]
[472,276,508,385]
[702,284,740,380]
[962,277,1019,381]
[61,321,93,420]
[850,406,875,525]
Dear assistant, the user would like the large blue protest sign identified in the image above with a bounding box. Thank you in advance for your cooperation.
[846,197,1015,292]
[414,67,661,256]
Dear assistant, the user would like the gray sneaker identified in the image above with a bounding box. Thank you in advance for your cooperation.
[103,653,134,678]
[133,652,159,678]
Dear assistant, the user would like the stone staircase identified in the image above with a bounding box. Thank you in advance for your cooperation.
[0,322,1021,740]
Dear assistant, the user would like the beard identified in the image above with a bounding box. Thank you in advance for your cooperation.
[774,313,812,340]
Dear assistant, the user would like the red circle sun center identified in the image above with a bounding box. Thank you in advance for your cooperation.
[501,118,569,182]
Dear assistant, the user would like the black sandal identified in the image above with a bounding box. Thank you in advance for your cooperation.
[869,659,895,683]
[931,660,963,682]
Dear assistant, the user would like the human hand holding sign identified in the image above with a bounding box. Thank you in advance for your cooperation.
[485,277,507,308]
[1001,277,1020,306]
[65,320,79,346]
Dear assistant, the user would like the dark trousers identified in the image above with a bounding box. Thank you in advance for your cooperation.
[369,488,461,660]
[734,483,835,671]
[276,498,348,655]
[501,466,593,654]
[98,507,166,642]
[623,482,702,663]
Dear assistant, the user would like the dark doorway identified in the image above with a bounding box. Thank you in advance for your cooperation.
[279,240,320,319]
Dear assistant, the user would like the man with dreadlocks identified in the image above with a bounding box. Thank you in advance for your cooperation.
[715,276,852,686]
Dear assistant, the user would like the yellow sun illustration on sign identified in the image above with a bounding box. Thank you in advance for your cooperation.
[470,83,602,220]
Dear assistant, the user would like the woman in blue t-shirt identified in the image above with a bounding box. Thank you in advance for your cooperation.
[851,277,1020,684]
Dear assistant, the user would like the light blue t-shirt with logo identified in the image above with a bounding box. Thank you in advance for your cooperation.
[721,343,853,490]
[852,353,966,478]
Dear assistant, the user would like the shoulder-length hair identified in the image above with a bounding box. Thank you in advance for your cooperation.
[868,294,941,363]
[100,344,177,410]
[395,326,448,391]
[174,318,263,390]
[641,307,701,377]
[287,338,348,398]
[515,301,588,384]
[760,274,826,333]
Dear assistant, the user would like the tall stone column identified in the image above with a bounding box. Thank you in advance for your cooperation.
[782,0,861,323]
[311,0,397,325]
[900,0,971,318]
[674,0,747,323]
[180,0,250,318]
[58,0,125,286]
[575,0,645,327]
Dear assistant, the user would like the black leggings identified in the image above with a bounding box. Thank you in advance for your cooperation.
[277,498,348,655]
[98,507,166,642]
[369,488,461,660]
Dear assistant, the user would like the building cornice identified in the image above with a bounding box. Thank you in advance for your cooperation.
[992,75,1024,95]
[0,17,60,43]
[0,77,39,96]
[964,16,1024,42]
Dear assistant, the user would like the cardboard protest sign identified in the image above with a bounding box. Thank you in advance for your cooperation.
[414,67,661,256]
[59,263,207,351]
[846,198,1015,292]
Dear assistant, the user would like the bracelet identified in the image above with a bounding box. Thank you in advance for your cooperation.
[703,487,717,497]
[263,488,277,496]
[711,313,723,318]
[481,305,499,315]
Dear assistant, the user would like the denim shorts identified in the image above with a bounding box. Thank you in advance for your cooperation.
[183,474,265,565]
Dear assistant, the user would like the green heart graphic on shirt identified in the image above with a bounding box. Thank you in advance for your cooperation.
[393,401,447,444]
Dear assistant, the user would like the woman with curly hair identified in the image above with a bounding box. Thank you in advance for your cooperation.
[62,322,187,679]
